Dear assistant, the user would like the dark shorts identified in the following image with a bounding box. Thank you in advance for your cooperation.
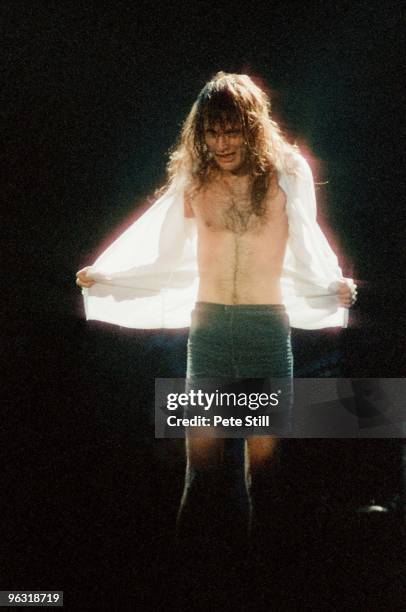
[186,302,294,435]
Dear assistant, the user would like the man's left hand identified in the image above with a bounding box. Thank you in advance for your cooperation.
[337,280,357,308]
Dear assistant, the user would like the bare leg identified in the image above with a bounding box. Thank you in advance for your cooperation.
[247,436,279,472]
[184,434,224,470]
[176,434,250,560]
[176,434,224,542]
[246,436,281,538]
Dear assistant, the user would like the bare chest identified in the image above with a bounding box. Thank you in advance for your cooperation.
[191,179,286,235]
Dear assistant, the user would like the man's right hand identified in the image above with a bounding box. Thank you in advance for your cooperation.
[76,266,95,288]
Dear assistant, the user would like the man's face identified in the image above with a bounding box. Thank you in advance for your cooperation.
[204,121,246,174]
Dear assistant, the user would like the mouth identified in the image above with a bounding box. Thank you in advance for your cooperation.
[216,153,236,163]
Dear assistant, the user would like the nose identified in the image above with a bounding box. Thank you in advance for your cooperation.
[216,133,229,151]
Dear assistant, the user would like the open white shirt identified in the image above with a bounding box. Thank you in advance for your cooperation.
[82,152,350,330]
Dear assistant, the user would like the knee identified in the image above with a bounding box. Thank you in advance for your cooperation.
[186,436,223,471]
[247,439,284,504]
[248,437,279,472]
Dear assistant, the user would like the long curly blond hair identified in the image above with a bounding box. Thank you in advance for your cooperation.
[164,72,298,214]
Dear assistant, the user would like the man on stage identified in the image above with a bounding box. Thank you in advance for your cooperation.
[76,72,356,550]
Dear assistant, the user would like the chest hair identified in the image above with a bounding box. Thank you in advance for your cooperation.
[201,178,271,234]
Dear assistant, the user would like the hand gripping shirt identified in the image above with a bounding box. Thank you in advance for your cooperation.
[82,152,351,330]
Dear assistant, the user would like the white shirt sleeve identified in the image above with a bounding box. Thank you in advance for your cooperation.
[281,153,350,329]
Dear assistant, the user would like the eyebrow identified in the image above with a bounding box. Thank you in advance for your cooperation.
[205,126,241,134]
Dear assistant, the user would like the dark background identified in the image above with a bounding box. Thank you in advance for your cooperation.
[2,2,405,609]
